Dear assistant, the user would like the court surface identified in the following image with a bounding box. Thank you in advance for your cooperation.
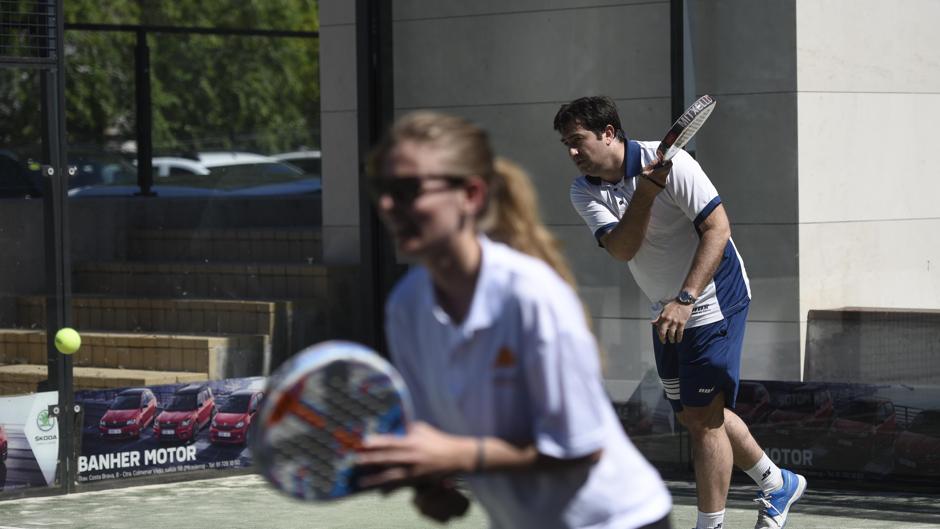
[1,474,938,528]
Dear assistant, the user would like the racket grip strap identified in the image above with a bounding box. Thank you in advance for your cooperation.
[641,173,666,189]
[474,438,486,473]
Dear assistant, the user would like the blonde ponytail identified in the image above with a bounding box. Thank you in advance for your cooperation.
[482,158,608,370]
[481,158,577,288]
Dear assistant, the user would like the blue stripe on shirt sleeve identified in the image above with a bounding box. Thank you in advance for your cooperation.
[594,222,619,247]
[693,196,722,235]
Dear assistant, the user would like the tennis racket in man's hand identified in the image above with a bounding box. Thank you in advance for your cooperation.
[250,340,415,501]
[656,94,716,163]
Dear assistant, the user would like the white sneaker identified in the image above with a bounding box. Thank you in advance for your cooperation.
[753,469,807,529]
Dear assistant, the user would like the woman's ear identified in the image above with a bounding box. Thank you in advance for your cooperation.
[462,176,488,216]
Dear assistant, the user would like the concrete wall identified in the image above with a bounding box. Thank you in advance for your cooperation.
[320,1,940,388]
[689,0,801,380]
[318,0,808,395]
[392,2,675,397]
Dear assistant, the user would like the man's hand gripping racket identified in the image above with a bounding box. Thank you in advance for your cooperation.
[250,340,470,519]
[643,94,717,188]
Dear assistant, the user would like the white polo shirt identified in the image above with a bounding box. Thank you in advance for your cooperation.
[384,236,671,529]
[570,140,750,328]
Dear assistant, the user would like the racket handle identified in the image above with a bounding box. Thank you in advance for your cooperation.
[414,479,471,519]
[650,158,672,172]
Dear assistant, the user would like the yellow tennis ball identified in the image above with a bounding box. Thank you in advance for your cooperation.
[54,327,81,354]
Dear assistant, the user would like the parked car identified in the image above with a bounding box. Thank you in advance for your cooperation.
[98,388,158,440]
[149,156,211,178]
[67,149,138,190]
[136,151,320,196]
[151,152,305,180]
[210,389,264,445]
[154,384,216,443]
[270,149,321,176]
[827,397,897,454]
[0,149,42,198]
[894,409,940,475]
[0,147,137,198]
[0,424,7,462]
[735,381,773,426]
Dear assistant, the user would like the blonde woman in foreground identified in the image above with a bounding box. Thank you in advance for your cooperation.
[356,111,673,529]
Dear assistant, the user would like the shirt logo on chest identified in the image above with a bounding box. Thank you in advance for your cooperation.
[493,346,516,368]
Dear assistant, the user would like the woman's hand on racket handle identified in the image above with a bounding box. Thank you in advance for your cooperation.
[356,422,477,489]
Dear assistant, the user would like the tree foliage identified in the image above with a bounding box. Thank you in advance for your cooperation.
[0,0,320,155]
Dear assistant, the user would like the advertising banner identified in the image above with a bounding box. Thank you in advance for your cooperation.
[74,377,264,484]
[743,380,940,482]
[617,372,940,484]
[0,391,60,492]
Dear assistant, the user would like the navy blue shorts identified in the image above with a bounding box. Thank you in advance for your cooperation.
[652,306,748,413]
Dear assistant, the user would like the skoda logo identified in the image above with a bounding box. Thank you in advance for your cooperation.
[37,409,56,432]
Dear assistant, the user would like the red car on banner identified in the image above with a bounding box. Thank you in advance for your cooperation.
[210,389,264,445]
[828,397,897,456]
[154,384,216,443]
[98,388,158,439]
[894,409,940,475]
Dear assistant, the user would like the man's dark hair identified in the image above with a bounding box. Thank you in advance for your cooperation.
[553,96,625,142]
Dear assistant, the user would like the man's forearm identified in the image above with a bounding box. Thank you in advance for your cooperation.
[601,192,656,261]
[681,224,730,297]
[600,162,672,261]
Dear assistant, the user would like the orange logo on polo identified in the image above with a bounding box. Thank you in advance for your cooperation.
[494,346,516,367]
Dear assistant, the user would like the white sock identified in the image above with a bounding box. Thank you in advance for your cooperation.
[745,453,784,494]
[696,509,725,529]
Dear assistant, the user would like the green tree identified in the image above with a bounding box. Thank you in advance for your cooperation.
[57,0,319,154]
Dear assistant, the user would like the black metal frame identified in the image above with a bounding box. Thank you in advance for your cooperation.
[356,0,400,354]
[1,0,75,493]
[1,10,321,496]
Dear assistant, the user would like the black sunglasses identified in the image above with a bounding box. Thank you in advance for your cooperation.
[368,175,468,204]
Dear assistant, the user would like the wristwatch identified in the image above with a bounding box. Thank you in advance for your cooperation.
[676,290,697,306]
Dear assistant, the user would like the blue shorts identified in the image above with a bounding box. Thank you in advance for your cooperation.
[652,306,748,413]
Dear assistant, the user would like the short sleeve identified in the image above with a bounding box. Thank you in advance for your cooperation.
[666,150,721,230]
[569,179,620,244]
[517,284,609,459]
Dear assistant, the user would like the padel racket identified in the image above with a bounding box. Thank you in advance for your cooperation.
[656,94,716,162]
[250,340,413,501]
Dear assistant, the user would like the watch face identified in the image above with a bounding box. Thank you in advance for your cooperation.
[678,291,696,304]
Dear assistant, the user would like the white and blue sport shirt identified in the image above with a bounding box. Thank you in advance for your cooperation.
[570,140,751,328]
[384,236,672,529]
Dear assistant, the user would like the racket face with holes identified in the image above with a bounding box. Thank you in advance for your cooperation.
[657,94,716,162]
[250,340,413,501]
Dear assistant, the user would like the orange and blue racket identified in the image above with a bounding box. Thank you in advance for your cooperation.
[250,341,413,501]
